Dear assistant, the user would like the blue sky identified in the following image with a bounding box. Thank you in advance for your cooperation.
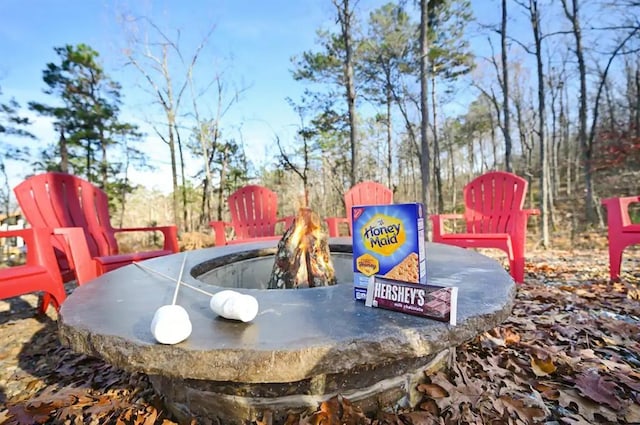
[0,0,535,195]
[1,0,363,192]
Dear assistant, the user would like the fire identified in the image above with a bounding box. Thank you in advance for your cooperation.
[268,208,337,289]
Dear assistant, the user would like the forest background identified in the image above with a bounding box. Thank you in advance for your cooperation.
[1,0,639,250]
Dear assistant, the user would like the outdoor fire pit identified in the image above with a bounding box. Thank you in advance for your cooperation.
[58,238,516,424]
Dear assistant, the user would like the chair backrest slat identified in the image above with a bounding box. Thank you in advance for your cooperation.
[345,181,393,231]
[463,171,528,234]
[14,172,119,262]
[228,185,279,238]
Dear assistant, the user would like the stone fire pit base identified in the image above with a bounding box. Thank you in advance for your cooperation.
[150,349,451,424]
[58,239,515,425]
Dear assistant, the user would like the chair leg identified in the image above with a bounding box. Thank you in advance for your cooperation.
[38,293,53,315]
[511,257,525,284]
[608,245,623,281]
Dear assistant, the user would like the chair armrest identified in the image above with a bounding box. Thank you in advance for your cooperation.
[325,217,349,237]
[602,196,640,227]
[209,221,232,246]
[523,208,540,216]
[276,216,296,233]
[53,227,99,285]
[602,195,640,208]
[429,214,464,240]
[113,225,179,253]
[0,228,47,268]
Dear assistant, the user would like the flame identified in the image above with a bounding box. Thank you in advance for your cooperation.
[286,208,335,286]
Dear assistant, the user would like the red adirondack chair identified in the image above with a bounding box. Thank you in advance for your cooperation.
[209,185,294,246]
[430,171,539,283]
[325,181,394,237]
[14,172,179,285]
[601,195,640,280]
[0,227,67,314]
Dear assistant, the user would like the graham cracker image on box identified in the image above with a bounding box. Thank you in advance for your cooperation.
[383,252,419,283]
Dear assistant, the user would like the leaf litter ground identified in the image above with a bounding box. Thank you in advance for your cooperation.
[0,248,639,425]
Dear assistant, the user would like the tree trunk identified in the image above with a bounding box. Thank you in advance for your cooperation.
[176,127,189,232]
[501,0,513,172]
[333,0,359,186]
[100,127,108,190]
[562,0,592,224]
[447,136,456,208]
[631,60,640,137]
[59,127,69,173]
[559,80,572,196]
[430,72,443,214]
[420,0,431,221]
[531,0,549,248]
[168,121,180,229]
[385,84,393,188]
[488,108,498,169]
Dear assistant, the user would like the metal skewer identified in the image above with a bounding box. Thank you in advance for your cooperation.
[133,260,215,298]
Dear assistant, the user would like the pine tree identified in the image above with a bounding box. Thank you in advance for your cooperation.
[29,44,144,196]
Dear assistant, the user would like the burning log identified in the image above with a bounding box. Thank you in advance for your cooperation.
[268,208,337,289]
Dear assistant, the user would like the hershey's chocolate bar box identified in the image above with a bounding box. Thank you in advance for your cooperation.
[352,203,426,300]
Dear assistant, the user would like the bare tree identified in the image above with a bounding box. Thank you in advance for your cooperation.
[500,0,513,172]
[560,0,592,223]
[419,0,431,221]
[187,63,247,227]
[514,0,549,246]
[122,17,214,230]
[332,0,360,186]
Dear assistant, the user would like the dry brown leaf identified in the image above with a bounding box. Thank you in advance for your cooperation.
[574,370,623,410]
[497,395,547,423]
[624,402,640,423]
[417,398,440,416]
[416,383,449,398]
[530,354,557,376]
[399,410,440,425]
[559,415,592,424]
[256,409,273,425]
[5,403,51,425]
[557,388,618,423]
[540,388,560,401]
[626,287,640,300]
[283,412,301,425]
[375,411,404,424]
[302,395,368,425]
[502,327,522,345]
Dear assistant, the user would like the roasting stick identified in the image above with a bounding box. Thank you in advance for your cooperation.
[146,253,194,345]
[133,261,215,298]
[135,258,259,323]
[171,254,188,305]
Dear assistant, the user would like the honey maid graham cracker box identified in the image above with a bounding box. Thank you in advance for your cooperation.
[352,203,427,300]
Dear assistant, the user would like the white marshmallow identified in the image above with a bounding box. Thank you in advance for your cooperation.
[150,304,192,344]
[209,290,238,312]
[209,290,259,322]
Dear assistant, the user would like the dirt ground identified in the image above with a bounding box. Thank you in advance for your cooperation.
[0,247,639,424]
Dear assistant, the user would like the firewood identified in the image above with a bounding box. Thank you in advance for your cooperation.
[269,208,336,289]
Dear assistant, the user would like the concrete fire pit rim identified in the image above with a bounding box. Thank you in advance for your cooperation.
[189,237,353,290]
[58,238,516,383]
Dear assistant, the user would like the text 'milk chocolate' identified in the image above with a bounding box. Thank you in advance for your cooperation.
[365,276,458,326]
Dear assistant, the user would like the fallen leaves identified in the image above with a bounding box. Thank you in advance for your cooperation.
[530,352,557,376]
[0,249,639,424]
[573,370,623,410]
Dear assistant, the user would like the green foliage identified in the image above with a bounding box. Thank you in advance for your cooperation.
[359,2,416,101]
[0,87,34,215]
[28,44,146,202]
[427,0,475,83]
[0,87,33,162]
[461,95,493,137]
[293,47,343,83]
[290,12,358,187]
